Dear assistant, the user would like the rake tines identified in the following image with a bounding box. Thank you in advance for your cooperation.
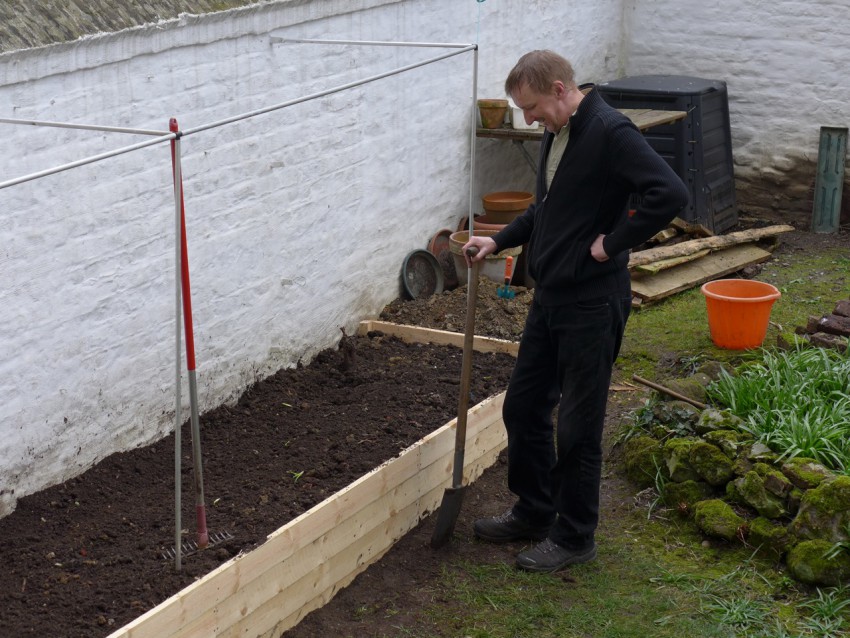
[160,530,234,561]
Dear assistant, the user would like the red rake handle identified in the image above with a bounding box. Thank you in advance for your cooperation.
[170,118,196,373]
[170,118,208,549]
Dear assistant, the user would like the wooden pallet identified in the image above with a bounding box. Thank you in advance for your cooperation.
[108,321,512,638]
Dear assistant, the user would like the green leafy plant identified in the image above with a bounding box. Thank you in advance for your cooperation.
[706,345,850,474]
[647,456,670,520]
[615,396,659,444]
[799,584,850,621]
[701,593,769,631]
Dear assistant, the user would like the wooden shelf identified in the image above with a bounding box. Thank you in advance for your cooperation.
[477,107,687,141]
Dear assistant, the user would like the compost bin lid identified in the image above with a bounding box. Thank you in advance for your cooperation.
[597,75,725,96]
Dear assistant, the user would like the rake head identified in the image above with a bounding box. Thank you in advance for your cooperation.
[160,529,234,561]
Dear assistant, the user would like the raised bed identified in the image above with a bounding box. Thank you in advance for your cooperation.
[108,321,518,637]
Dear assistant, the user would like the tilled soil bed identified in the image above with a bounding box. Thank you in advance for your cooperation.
[0,330,516,638]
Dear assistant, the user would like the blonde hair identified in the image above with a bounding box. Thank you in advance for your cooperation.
[505,50,575,96]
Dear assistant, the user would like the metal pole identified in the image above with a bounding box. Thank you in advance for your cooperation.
[272,37,474,49]
[182,45,476,137]
[171,129,185,572]
[170,118,209,551]
[1,44,476,190]
[468,47,479,240]
[0,116,166,136]
[0,132,175,190]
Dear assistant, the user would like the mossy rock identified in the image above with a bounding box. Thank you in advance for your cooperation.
[663,378,708,405]
[789,476,850,542]
[745,441,778,463]
[787,488,804,516]
[726,479,743,504]
[689,441,736,487]
[776,332,811,351]
[733,471,785,519]
[689,372,713,388]
[731,455,755,479]
[693,498,746,541]
[650,425,669,439]
[663,480,714,512]
[752,463,793,499]
[786,539,850,586]
[663,438,701,483]
[697,360,734,381]
[695,408,745,436]
[623,436,665,489]
[747,516,795,560]
[652,400,700,429]
[703,430,748,458]
[781,457,835,490]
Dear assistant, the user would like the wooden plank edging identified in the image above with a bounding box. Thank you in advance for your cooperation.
[108,321,513,638]
[358,320,520,356]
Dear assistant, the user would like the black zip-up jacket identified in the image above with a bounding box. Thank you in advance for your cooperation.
[492,88,690,304]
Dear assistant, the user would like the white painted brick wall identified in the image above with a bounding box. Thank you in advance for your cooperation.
[0,0,624,515]
[624,0,850,221]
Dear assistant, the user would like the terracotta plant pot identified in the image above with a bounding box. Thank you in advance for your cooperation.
[477,99,508,129]
[482,190,533,224]
[448,229,522,285]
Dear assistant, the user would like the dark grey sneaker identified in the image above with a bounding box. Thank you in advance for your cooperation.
[515,538,597,573]
[473,509,550,543]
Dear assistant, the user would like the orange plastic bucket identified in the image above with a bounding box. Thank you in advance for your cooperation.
[701,279,781,350]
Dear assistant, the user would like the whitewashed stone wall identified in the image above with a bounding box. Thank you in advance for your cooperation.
[0,0,625,515]
[624,0,850,224]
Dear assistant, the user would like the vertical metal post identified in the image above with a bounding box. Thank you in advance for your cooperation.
[812,126,848,233]
[468,46,479,240]
[170,118,209,552]
[171,128,184,572]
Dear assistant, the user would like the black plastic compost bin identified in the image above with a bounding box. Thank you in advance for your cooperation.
[597,75,738,233]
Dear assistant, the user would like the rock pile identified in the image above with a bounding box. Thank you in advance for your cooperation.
[623,363,850,586]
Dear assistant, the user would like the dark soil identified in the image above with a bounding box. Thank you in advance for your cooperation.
[0,225,845,638]
[0,330,516,637]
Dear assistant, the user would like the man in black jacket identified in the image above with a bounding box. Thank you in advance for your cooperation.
[464,50,689,573]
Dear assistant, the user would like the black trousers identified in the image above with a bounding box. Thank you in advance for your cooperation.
[503,293,630,549]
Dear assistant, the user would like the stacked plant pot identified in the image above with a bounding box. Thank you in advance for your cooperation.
[460,191,533,287]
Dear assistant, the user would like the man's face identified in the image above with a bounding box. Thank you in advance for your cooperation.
[511,81,568,133]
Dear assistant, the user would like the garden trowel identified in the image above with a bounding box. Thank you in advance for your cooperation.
[497,255,515,299]
[431,247,480,549]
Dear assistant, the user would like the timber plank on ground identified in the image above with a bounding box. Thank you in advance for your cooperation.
[358,320,519,356]
[628,224,792,268]
[631,243,774,304]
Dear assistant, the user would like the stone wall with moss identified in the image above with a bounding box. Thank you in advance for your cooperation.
[623,364,850,586]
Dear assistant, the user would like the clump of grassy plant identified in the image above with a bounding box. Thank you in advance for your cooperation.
[615,396,659,444]
[651,560,850,638]
[706,344,850,474]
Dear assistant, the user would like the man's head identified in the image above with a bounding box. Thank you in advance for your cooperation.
[505,50,582,133]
